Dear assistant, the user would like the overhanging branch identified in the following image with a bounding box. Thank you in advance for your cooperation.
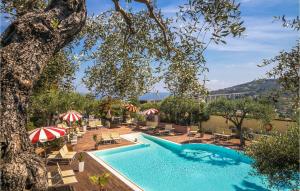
[134,0,169,49]
[111,0,170,51]
[111,0,134,34]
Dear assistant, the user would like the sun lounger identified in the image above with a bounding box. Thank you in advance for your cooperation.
[62,145,77,156]
[100,133,113,144]
[57,163,75,177]
[48,165,78,188]
[111,132,121,143]
[47,145,76,164]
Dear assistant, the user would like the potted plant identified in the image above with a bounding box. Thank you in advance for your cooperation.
[89,173,110,191]
[93,134,98,150]
[78,152,85,172]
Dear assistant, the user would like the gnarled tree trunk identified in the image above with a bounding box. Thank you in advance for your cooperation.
[0,0,86,190]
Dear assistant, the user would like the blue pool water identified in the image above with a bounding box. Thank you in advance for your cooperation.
[93,133,274,191]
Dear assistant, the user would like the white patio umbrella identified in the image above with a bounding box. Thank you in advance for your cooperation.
[29,126,66,144]
[142,108,159,115]
[60,110,82,123]
[28,126,66,162]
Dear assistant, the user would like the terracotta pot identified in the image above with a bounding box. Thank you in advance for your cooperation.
[265,123,273,132]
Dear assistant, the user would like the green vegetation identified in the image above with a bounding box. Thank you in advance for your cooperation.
[246,16,300,189]
[27,90,100,130]
[259,17,300,109]
[77,152,84,162]
[246,125,300,190]
[208,98,275,146]
[160,96,208,126]
[89,173,110,191]
[210,79,294,118]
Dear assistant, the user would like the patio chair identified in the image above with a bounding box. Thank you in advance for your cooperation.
[48,165,78,188]
[57,163,75,177]
[50,144,74,155]
[160,124,175,135]
[142,121,158,134]
[47,146,76,164]
[75,127,85,137]
[95,120,103,129]
[188,126,198,136]
[62,145,77,156]
[111,132,121,143]
[88,120,97,130]
[100,133,113,144]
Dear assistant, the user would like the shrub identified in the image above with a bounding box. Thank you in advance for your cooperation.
[246,124,300,190]
[159,96,207,125]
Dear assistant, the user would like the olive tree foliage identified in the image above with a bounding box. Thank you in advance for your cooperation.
[208,98,275,147]
[80,0,245,98]
[81,11,166,98]
[33,49,78,94]
[160,96,208,126]
[246,125,300,190]
[259,16,300,109]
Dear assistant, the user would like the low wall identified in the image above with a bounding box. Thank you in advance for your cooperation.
[158,115,294,134]
[202,115,294,133]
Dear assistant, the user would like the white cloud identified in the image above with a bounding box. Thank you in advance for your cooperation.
[207,16,298,53]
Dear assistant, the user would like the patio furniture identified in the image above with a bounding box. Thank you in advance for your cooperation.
[95,120,103,129]
[140,121,158,134]
[57,163,75,177]
[188,126,198,136]
[47,145,76,164]
[75,127,85,137]
[111,132,121,143]
[213,129,233,141]
[48,164,78,188]
[160,124,175,135]
[100,133,113,144]
[88,120,103,130]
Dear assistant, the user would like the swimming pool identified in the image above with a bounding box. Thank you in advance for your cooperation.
[89,133,273,191]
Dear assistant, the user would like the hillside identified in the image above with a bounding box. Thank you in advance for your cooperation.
[210,79,293,118]
[210,79,281,95]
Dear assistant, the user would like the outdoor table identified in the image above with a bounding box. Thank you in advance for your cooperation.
[213,133,231,141]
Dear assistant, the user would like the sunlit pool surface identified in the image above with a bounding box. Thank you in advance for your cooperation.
[92,133,274,191]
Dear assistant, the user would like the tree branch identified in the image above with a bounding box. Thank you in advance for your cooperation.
[134,0,169,49]
[111,0,134,34]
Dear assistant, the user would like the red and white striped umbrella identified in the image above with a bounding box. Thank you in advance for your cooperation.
[29,126,66,144]
[60,110,82,122]
[124,104,138,113]
[143,108,159,115]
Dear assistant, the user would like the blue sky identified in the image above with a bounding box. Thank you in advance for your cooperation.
[1,0,299,93]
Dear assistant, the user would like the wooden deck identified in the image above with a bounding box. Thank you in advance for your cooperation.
[47,125,248,191]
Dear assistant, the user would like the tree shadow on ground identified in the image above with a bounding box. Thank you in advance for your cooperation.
[232,180,270,191]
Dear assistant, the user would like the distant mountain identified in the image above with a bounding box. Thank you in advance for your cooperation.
[210,79,281,96]
[210,79,294,118]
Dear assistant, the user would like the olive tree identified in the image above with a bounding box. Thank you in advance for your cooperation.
[208,98,275,147]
